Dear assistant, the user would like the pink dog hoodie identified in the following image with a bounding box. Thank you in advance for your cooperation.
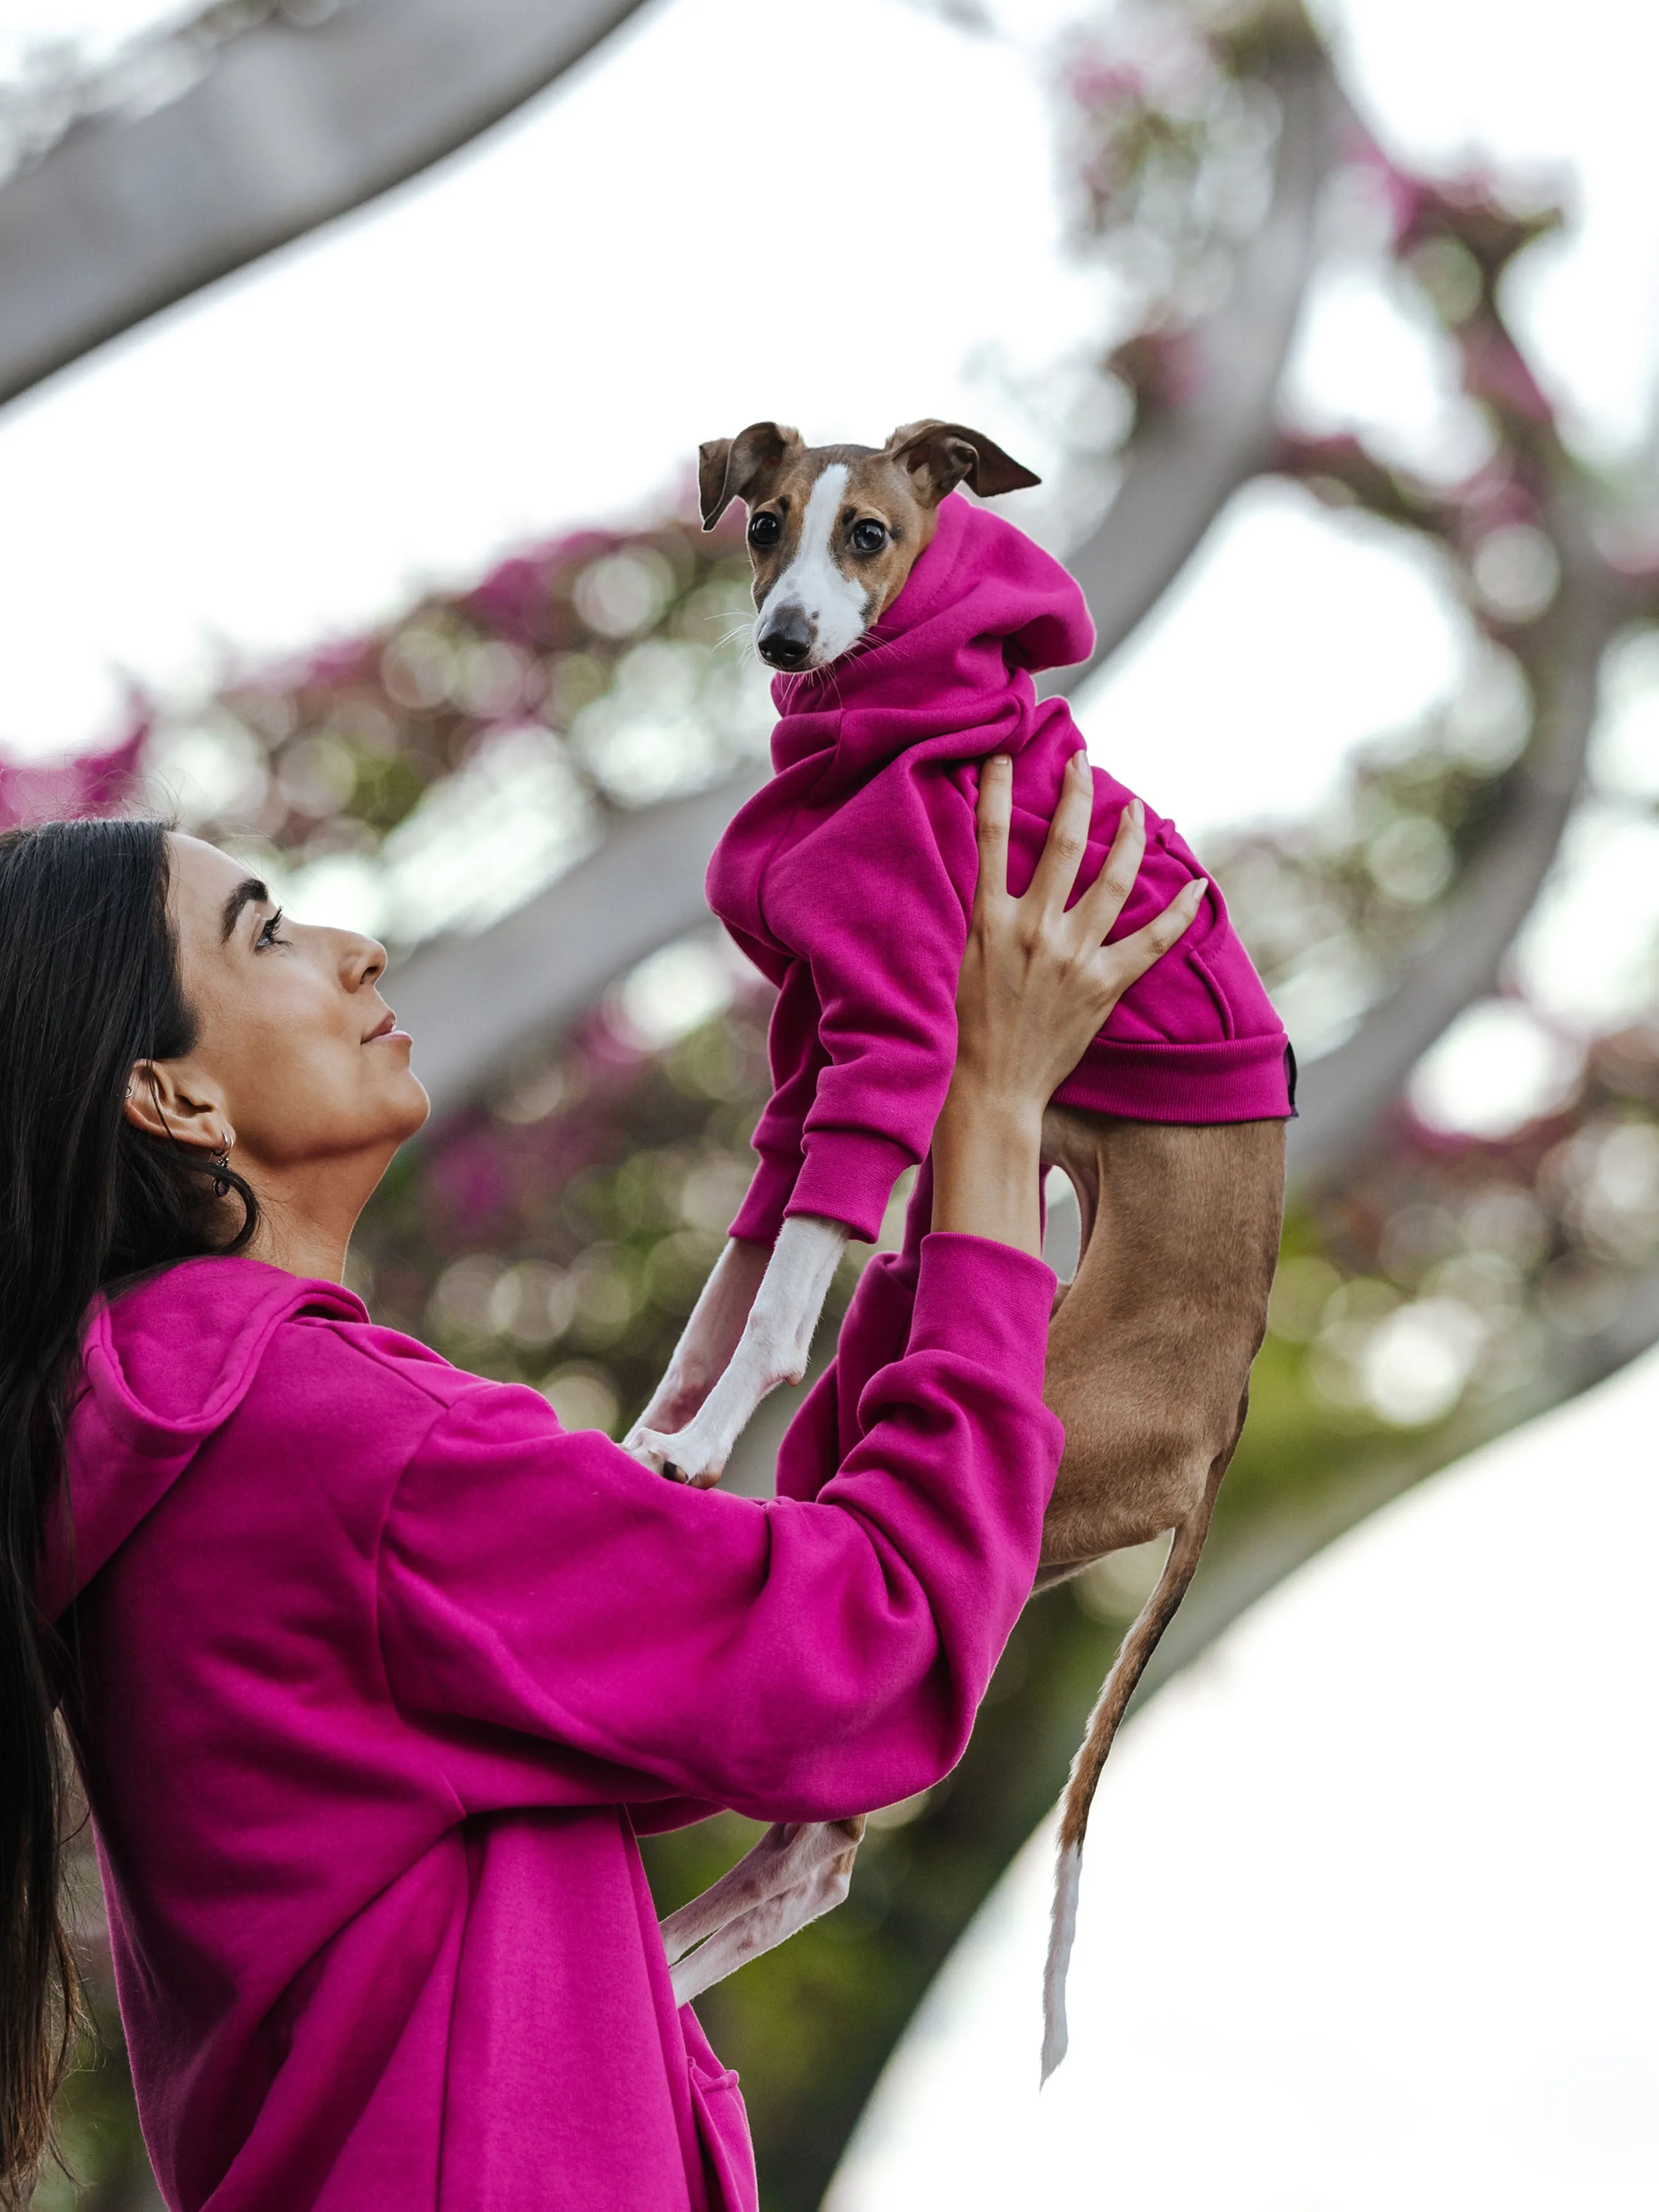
[708,492,1293,1249]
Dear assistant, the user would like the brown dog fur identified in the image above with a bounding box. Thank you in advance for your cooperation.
[1035,1107,1285,2072]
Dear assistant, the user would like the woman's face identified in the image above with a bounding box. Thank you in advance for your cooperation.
[163,833,429,1172]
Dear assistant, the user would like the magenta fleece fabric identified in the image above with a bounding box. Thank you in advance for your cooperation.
[708,492,1292,1247]
[45,1234,1060,2212]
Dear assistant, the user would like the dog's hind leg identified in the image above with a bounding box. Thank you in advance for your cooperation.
[1034,1109,1285,2076]
[659,1815,866,2003]
[1041,1457,1229,2074]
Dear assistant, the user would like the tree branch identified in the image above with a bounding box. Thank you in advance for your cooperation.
[1051,40,1344,689]
[388,767,764,1123]
[1288,525,1616,1183]
[1279,181,1628,1183]
[0,0,651,408]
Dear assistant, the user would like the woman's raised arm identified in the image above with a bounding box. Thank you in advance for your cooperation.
[932,749,1202,1256]
[374,760,1200,1816]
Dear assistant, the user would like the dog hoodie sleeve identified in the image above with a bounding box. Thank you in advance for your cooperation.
[729,960,832,1246]
[732,771,976,1247]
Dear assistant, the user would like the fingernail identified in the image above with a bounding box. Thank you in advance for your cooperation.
[1069,751,1088,777]
[1190,877,1209,900]
[1131,797,1144,826]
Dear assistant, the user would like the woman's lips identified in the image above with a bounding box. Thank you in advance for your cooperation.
[364,1011,411,1043]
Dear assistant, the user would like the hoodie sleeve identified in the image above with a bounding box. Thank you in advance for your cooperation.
[376,1233,1061,1824]
[766,772,976,1244]
[729,960,831,1249]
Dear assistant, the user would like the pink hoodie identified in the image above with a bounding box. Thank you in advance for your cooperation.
[47,1231,1059,2212]
[708,492,1292,1249]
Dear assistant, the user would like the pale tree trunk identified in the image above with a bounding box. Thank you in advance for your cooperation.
[0,0,650,406]
[1053,41,1344,688]
[393,770,764,1122]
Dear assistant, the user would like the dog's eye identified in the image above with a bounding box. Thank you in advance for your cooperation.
[748,512,782,548]
[851,519,888,554]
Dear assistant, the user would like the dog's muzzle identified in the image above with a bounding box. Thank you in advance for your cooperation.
[756,609,813,670]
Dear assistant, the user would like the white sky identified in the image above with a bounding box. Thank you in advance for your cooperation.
[0,0,1654,774]
[830,1340,1659,2209]
[2,0,1657,1121]
[0,0,196,72]
[0,26,1649,1076]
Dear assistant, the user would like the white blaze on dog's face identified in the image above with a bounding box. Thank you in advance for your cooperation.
[755,462,866,668]
[695,420,1041,674]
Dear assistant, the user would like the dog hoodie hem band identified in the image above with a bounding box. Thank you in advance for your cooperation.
[1051,1030,1293,1124]
[785,1128,917,1245]
[729,1151,801,1247]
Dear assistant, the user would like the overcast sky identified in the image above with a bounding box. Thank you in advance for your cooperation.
[0,0,1653,775]
[0,1,1653,1097]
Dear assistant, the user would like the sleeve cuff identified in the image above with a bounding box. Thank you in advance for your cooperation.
[908,1231,1056,1398]
[729,1151,800,1248]
[786,1129,917,1244]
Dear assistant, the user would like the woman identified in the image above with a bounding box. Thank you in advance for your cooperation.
[0,752,1191,2212]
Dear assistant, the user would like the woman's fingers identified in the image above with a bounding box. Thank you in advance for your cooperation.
[1024,750,1096,920]
[1072,796,1145,944]
[971,754,1014,919]
[1097,877,1207,995]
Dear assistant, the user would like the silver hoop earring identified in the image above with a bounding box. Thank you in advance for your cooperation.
[211,1147,232,1199]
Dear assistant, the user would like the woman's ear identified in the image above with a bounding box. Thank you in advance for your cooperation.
[124,1061,233,1156]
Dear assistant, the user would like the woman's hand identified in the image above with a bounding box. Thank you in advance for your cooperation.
[931,751,1204,1258]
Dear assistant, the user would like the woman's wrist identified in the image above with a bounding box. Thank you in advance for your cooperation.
[930,1081,1046,1258]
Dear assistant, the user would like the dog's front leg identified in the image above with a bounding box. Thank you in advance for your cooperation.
[623,1237,771,1456]
[629,1214,847,1486]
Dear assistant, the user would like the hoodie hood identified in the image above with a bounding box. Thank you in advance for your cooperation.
[766,493,1095,794]
[44,1256,365,1619]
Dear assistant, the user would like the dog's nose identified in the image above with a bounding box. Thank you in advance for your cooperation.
[757,613,813,670]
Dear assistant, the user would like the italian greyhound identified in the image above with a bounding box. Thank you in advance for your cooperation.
[626,422,1286,2068]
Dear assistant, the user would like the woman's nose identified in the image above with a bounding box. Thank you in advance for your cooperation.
[342,932,388,990]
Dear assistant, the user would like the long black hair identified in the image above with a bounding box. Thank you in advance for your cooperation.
[0,817,258,2204]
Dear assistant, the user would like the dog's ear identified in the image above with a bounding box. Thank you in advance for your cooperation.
[885,420,1042,505]
[698,422,802,530]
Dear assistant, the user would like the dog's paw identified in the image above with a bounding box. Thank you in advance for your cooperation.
[627,1421,729,1489]
[621,1424,671,1477]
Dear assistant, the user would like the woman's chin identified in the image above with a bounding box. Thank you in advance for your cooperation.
[391,1071,431,1140]
[363,1059,431,1148]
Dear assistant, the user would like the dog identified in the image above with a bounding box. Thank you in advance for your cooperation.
[626,422,1288,2068]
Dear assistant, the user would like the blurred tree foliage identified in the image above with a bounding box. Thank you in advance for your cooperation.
[141,504,768,952]
[26,1,1659,2207]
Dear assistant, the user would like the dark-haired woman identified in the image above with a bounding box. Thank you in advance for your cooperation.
[1,760,1192,2212]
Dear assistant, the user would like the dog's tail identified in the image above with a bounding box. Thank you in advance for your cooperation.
[1040,1468,1223,2082]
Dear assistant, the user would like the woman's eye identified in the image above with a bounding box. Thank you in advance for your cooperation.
[852,519,888,554]
[748,512,782,548]
[256,909,286,949]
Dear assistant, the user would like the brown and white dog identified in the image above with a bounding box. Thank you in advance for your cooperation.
[630,423,1285,2069]
[623,423,1038,1494]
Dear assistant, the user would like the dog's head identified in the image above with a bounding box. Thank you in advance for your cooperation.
[697,420,1040,673]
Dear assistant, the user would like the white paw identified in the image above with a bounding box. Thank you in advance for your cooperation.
[621,1424,670,1475]
[629,1419,729,1489]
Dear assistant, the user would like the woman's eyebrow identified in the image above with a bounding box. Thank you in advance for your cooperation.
[219,877,269,943]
